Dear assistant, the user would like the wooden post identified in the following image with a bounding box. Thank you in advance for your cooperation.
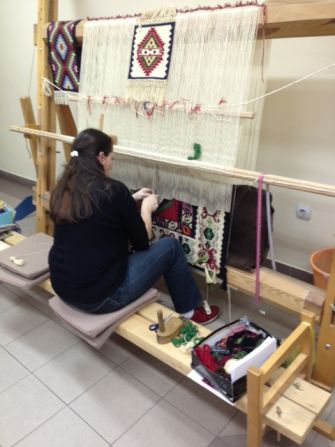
[20,96,40,172]
[36,0,58,234]
[313,250,335,388]
[55,104,77,162]
[300,310,316,381]
[247,366,264,447]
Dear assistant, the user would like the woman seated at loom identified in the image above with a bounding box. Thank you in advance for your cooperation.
[48,128,220,324]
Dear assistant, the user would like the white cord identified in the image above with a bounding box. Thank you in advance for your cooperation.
[224,61,335,108]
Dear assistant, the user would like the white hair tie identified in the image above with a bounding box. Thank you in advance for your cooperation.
[71,150,79,157]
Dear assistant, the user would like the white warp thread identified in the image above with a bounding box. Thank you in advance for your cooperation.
[77,5,266,211]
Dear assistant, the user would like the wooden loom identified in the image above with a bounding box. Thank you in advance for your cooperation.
[8,1,335,445]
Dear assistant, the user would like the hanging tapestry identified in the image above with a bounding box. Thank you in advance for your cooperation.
[126,7,176,105]
[152,199,229,282]
[47,20,81,92]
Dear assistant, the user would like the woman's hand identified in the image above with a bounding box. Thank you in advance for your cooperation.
[142,194,159,213]
[141,194,159,239]
[132,187,153,201]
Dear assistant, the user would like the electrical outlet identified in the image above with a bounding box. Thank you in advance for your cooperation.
[296,203,312,221]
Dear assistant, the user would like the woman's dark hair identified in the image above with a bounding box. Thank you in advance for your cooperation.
[50,128,113,224]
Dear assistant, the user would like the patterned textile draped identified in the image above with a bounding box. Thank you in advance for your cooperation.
[47,21,81,93]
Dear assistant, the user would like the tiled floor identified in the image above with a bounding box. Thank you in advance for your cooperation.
[0,176,334,447]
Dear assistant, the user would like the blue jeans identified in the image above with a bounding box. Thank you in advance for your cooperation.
[90,237,202,314]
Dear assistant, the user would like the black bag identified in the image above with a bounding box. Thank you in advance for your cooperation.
[226,185,274,271]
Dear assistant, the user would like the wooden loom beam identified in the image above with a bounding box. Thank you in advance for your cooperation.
[10,125,335,199]
[263,0,335,38]
[36,0,58,234]
[41,1,335,40]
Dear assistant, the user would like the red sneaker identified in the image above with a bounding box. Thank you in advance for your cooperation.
[191,305,220,325]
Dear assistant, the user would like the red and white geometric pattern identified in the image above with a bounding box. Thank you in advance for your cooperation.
[128,22,175,80]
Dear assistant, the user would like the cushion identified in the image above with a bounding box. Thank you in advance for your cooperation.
[0,233,53,279]
[49,288,159,347]
[0,267,50,289]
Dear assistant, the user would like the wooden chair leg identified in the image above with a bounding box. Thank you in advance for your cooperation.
[247,366,264,447]
[313,251,335,388]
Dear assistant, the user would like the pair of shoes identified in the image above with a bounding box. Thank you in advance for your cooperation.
[191,305,220,325]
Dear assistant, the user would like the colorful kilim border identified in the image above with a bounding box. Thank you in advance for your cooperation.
[152,199,229,282]
[47,21,81,92]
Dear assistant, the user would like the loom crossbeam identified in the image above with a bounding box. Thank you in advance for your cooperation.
[10,125,335,198]
[40,1,335,40]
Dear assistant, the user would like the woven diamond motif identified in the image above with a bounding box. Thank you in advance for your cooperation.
[137,28,164,76]
[47,21,81,92]
[55,34,69,61]
[129,22,175,80]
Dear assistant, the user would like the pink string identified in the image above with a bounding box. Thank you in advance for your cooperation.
[255,174,264,306]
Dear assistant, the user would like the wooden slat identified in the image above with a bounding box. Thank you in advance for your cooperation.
[55,104,77,162]
[10,126,335,200]
[260,323,310,382]
[263,0,335,38]
[20,97,40,171]
[227,266,324,318]
[41,1,335,41]
[283,376,330,415]
[313,419,335,440]
[265,395,317,444]
[263,353,308,409]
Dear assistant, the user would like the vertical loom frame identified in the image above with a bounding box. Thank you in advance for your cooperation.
[36,0,58,234]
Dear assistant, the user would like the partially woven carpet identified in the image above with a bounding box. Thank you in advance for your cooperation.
[152,199,230,284]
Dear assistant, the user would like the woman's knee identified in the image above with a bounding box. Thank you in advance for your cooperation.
[156,236,180,253]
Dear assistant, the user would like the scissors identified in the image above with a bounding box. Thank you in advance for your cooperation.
[149,313,173,332]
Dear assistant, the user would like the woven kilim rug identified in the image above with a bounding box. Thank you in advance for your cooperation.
[128,23,175,80]
[152,199,230,284]
[126,9,176,105]
[47,20,81,92]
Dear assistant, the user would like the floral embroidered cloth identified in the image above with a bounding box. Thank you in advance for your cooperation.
[152,199,229,284]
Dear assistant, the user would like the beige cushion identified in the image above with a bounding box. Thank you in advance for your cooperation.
[0,267,50,289]
[49,288,158,349]
[0,233,52,279]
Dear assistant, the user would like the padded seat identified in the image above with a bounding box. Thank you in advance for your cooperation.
[49,288,159,349]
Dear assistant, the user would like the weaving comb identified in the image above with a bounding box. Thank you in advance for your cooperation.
[155,310,184,344]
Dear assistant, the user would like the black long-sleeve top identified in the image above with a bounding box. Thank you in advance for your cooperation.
[48,178,149,307]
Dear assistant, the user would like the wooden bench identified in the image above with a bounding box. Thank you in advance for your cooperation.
[2,232,334,446]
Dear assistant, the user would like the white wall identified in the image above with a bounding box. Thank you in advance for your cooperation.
[0,0,334,271]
